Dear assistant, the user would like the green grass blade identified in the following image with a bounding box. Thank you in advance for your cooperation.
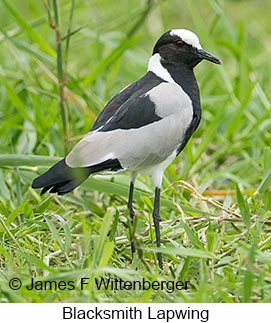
[91,208,114,268]
[0,74,41,132]
[1,0,55,57]
[144,246,215,259]
[21,252,57,273]
[44,216,65,253]
[181,220,205,250]
[235,182,250,229]
[0,28,55,66]
[0,154,61,167]
[257,169,271,194]
[98,240,115,268]
[83,35,140,87]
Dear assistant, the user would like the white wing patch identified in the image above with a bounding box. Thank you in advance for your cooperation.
[170,29,202,49]
[145,82,193,119]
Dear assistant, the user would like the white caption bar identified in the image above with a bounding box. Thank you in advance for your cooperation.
[0,303,269,323]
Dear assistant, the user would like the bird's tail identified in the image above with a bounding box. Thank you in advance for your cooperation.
[32,158,122,195]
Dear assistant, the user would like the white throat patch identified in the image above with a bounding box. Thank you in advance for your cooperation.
[147,53,175,83]
[170,29,202,49]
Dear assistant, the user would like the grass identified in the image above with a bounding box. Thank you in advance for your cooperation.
[0,0,271,303]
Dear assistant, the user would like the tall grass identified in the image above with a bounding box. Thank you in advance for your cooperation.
[0,0,271,303]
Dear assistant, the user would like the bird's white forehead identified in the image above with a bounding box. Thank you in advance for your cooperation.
[170,29,201,49]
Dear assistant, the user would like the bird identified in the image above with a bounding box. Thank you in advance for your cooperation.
[32,29,221,269]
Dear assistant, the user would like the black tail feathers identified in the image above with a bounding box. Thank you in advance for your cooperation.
[32,158,122,195]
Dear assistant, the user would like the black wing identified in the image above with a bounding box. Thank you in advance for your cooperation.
[90,71,165,131]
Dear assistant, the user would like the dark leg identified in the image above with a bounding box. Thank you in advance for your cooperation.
[152,187,162,269]
[128,181,135,254]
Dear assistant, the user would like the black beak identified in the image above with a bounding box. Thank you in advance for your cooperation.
[197,48,221,65]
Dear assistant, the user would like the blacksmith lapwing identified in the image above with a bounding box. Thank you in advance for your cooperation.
[32,29,221,269]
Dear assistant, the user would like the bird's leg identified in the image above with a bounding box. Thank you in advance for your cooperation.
[152,187,163,269]
[128,181,136,255]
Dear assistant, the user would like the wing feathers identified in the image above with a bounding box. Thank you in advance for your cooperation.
[66,113,190,170]
[90,71,164,131]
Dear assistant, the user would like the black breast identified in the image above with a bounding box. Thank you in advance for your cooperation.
[161,62,202,155]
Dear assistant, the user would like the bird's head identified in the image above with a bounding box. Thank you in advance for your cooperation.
[152,29,221,69]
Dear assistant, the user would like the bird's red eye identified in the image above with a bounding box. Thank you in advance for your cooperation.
[176,40,185,48]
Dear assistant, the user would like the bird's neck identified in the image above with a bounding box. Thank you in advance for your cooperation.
[147,53,201,114]
[163,61,197,91]
[162,61,201,114]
